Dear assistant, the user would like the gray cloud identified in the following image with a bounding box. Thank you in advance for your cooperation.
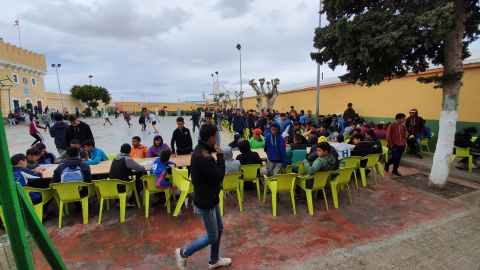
[215,0,255,19]
[20,0,190,40]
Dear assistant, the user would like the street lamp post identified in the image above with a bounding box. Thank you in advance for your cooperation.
[211,74,214,104]
[88,75,93,85]
[52,64,64,113]
[236,44,242,109]
[315,0,322,119]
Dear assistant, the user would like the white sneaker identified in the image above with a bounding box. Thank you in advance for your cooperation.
[472,163,478,169]
[175,248,187,270]
[208,258,232,269]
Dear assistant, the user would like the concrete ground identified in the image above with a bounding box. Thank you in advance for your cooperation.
[3,116,480,269]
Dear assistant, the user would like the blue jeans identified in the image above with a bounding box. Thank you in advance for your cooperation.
[414,134,422,154]
[184,204,223,262]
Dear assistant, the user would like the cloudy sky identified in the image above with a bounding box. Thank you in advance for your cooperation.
[2,0,480,103]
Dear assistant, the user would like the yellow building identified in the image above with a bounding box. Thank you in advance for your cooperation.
[0,39,106,118]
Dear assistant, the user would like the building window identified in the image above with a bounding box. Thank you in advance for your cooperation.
[31,78,36,86]
[12,74,18,84]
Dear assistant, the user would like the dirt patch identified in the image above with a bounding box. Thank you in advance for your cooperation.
[391,174,477,198]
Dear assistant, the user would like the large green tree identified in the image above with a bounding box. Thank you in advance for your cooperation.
[311,0,479,188]
[70,85,112,108]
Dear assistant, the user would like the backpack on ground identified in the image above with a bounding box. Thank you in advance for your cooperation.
[60,166,84,183]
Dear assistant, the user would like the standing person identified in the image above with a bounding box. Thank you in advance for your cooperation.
[82,109,86,119]
[103,111,113,126]
[147,111,159,133]
[139,113,147,131]
[29,117,47,147]
[8,111,16,126]
[304,110,315,125]
[289,106,298,120]
[175,124,231,270]
[49,113,69,155]
[246,109,256,135]
[115,108,120,119]
[171,117,193,157]
[232,109,246,138]
[197,112,221,146]
[25,110,31,126]
[216,110,224,131]
[42,112,51,129]
[75,110,80,119]
[385,113,407,176]
[65,115,94,147]
[280,114,294,139]
[264,123,287,176]
[405,108,425,159]
[124,112,133,128]
[343,103,356,122]
[190,110,200,132]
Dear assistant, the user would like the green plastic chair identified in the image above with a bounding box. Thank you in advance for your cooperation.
[451,146,472,172]
[22,186,55,223]
[171,168,194,216]
[219,172,243,215]
[379,139,388,148]
[140,174,177,217]
[50,182,95,228]
[295,171,330,215]
[107,154,116,160]
[339,156,361,189]
[421,132,434,154]
[329,167,356,208]
[263,173,298,216]
[92,179,141,224]
[286,161,307,175]
[240,164,262,201]
[358,154,383,187]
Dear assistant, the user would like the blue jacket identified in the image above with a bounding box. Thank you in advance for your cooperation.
[85,147,109,165]
[331,119,345,134]
[150,159,176,188]
[190,111,199,124]
[233,115,246,132]
[49,121,69,149]
[420,126,432,139]
[299,115,306,124]
[280,119,294,137]
[264,132,287,168]
[12,167,43,202]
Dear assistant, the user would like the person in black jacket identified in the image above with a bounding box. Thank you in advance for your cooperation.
[454,127,480,170]
[171,117,193,157]
[175,124,231,269]
[65,115,94,146]
[365,130,383,154]
[246,109,256,135]
[351,133,377,175]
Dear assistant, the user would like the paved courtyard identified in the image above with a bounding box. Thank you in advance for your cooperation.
[3,116,480,269]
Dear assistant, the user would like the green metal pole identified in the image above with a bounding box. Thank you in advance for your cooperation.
[0,98,34,269]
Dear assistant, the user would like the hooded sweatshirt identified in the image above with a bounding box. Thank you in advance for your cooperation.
[236,140,262,165]
[405,108,425,135]
[50,121,69,149]
[65,121,94,146]
[303,153,336,175]
[147,135,171,157]
[386,121,407,147]
[223,147,241,173]
[264,131,287,168]
[51,157,92,184]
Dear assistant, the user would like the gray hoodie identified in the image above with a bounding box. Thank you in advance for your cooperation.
[222,147,241,173]
[114,153,146,172]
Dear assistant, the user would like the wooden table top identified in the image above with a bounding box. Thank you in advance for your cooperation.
[42,148,268,179]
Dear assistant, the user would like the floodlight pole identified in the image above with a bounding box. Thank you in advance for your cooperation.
[315,0,322,119]
[52,64,64,112]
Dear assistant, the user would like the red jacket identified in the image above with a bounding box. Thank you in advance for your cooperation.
[386,122,407,147]
[405,108,425,135]
[29,121,46,135]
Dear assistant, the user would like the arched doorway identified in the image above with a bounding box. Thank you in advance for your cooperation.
[25,99,33,111]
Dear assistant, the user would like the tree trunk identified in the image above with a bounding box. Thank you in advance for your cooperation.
[428,3,465,188]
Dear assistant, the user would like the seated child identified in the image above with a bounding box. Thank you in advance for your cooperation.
[26,147,41,169]
[327,126,339,142]
[150,149,178,190]
[35,143,57,165]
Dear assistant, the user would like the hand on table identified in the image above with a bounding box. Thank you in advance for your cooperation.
[35,167,46,173]
[171,154,176,158]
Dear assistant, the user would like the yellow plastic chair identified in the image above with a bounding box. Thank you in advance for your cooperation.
[286,161,307,175]
[379,139,388,148]
[107,154,116,160]
[92,179,141,223]
[22,186,55,222]
[358,154,383,187]
[0,206,5,231]
[49,182,95,228]
[171,168,194,216]
[240,164,262,201]
[263,173,298,216]
[329,167,356,208]
[374,147,389,178]
[420,132,434,154]
[345,139,350,144]
[244,129,250,140]
[339,156,361,189]
[472,137,477,142]
[451,146,472,172]
[219,172,243,215]
[295,171,330,215]
[140,174,177,217]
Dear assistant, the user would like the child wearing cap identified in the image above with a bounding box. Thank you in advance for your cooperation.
[249,129,265,149]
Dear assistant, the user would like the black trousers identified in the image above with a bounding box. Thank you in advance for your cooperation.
[30,133,43,145]
[385,145,405,172]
